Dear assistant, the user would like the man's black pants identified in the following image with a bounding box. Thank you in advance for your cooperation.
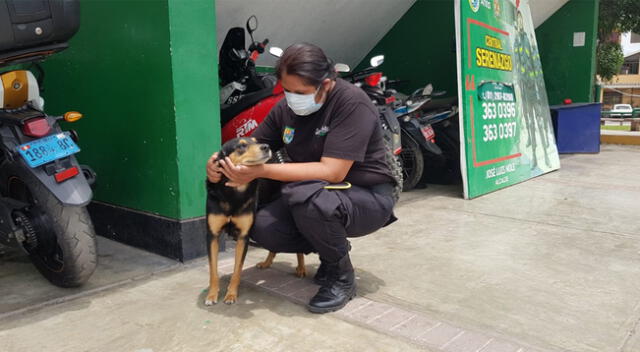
[250,180,396,263]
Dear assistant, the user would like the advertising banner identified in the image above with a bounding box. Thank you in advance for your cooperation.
[455,0,560,199]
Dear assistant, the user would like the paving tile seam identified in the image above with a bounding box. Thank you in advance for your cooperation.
[342,314,442,351]
[617,299,640,352]
[448,207,640,241]
[441,330,465,349]
[414,321,442,341]
[476,338,495,352]
[365,306,395,324]
[220,258,553,352]
[389,314,417,331]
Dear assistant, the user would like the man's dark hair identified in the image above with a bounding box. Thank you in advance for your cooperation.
[275,43,337,86]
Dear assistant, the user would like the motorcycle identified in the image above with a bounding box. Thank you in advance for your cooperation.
[394,85,460,190]
[339,55,404,198]
[422,101,461,186]
[0,0,97,287]
[218,15,283,144]
[343,55,403,159]
[0,70,98,288]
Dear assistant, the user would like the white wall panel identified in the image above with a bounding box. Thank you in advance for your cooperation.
[216,0,416,67]
[530,0,569,28]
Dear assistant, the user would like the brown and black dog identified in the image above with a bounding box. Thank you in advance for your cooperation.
[205,137,305,305]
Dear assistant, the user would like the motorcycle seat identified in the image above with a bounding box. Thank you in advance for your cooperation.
[419,97,458,112]
[221,86,275,126]
[0,43,69,68]
[0,107,44,124]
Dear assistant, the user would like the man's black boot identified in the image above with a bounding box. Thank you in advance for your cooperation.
[314,243,352,286]
[313,259,329,286]
[307,255,356,314]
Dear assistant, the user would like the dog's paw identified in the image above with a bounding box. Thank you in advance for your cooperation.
[295,266,307,278]
[204,291,219,306]
[256,261,271,269]
[223,293,238,304]
[204,297,218,306]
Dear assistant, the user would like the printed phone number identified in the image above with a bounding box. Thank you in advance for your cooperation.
[483,122,517,142]
[482,102,516,120]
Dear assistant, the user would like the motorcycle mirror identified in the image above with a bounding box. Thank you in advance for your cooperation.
[422,83,434,96]
[335,63,351,73]
[269,47,283,58]
[246,15,258,35]
[370,55,384,67]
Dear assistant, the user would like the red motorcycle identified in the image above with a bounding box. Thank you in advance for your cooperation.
[218,16,283,144]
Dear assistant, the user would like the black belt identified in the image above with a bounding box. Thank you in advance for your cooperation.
[370,182,394,197]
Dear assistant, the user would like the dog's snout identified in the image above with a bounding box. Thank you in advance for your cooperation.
[260,144,269,152]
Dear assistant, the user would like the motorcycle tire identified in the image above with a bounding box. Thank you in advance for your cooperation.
[1,164,97,287]
[382,139,403,203]
[433,117,462,184]
[399,130,424,192]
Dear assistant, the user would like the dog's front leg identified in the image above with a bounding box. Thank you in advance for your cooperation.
[224,213,254,304]
[205,214,227,305]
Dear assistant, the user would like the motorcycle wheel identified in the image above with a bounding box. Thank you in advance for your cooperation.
[382,139,404,203]
[432,117,462,184]
[3,167,97,287]
[399,130,424,191]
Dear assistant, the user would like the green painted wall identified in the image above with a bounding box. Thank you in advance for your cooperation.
[42,0,220,219]
[536,0,599,105]
[356,0,458,97]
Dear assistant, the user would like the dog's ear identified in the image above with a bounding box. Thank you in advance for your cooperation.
[215,148,226,162]
[219,138,241,161]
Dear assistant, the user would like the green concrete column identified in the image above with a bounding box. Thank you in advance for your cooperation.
[167,0,220,219]
[40,0,221,260]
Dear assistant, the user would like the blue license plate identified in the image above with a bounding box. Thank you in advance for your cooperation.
[16,133,80,168]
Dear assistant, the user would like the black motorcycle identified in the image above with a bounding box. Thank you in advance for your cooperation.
[342,55,404,199]
[0,0,97,287]
[394,85,460,190]
[218,15,276,110]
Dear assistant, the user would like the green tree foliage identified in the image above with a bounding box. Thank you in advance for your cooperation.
[597,0,640,80]
[597,41,625,81]
[598,0,640,41]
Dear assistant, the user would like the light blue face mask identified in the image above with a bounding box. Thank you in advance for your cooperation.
[284,87,323,116]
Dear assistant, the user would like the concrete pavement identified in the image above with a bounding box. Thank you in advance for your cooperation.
[1,144,640,352]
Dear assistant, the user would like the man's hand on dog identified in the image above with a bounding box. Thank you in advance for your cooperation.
[219,157,264,187]
[207,152,264,187]
[206,153,223,183]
